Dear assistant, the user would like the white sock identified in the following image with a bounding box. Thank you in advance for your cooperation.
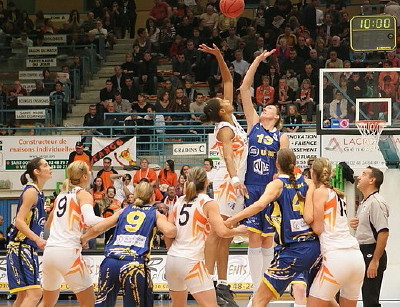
[211,274,217,282]
[248,247,263,292]
[294,305,306,307]
[261,247,274,274]
[217,279,228,286]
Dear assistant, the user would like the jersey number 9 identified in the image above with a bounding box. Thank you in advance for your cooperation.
[125,211,146,232]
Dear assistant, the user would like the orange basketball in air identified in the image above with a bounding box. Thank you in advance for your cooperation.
[219,0,245,18]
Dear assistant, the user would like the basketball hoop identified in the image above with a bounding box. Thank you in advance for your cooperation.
[355,120,387,149]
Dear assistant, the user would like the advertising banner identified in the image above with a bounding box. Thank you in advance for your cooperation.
[26,58,57,68]
[0,136,80,170]
[27,46,58,56]
[287,133,320,170]
[172,143,206,155]
[92,137,137,167]
[15,109,46,120]
[18,96,50,106]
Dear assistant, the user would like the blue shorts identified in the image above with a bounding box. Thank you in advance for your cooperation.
[6,242,40,293]
[263,240,321,299]
[95,257,153,307]
[241,184,274,236]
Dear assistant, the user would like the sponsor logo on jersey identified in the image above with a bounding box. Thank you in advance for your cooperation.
[114,234,146,247]
[253,158,269,175]
[249,146,259,157]
[290,218,309,232]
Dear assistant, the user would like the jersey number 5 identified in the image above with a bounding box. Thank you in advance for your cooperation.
[125,211,146,232]
[179,203,193,226]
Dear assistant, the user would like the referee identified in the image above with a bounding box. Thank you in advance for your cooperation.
[350,166,389,307]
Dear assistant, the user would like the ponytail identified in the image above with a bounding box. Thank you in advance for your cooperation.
[61,160,89,192]
[20,170,29,185]
[133,182,153,207]
[184,167,207,202]
[312,158,345,199]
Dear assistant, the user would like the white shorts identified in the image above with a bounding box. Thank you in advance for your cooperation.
[310,248,365,301]
[41,246,93,293]
[213,171,244,217]
[165,255,214,294]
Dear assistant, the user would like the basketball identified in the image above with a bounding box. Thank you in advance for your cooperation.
[220,0,245,18]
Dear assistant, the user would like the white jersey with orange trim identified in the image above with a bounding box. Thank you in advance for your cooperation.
[168,194,212,261]
[46,187,85,249]
[319,188,359,253]
[212,115,248,182]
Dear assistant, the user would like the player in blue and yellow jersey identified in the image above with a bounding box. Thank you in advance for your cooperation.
[240,49,290,295]
[81,181,177,307]
[7,157,52,307]
[226,148,320,307]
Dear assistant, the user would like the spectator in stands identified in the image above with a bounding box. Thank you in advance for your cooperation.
[218,13,236,35]
[302,0,318,39]
[330,90,348,119]
[131,93,150,113]
[281,48,304,76]
[82,11,96,32]
[92,0,104,19]
[89,19,108,40]
[16,10,34,33]
[68,9,82,33]
[156,91,172,120]
[11,31,32,49]
[158,79,175,101]
[328,35,349,61]
[169,34,185,58]
[276,37,291,67]
[174,174,186,197]
[133,158,157,186]
[296,78,315,122]
[120,0,137,39]
[158,160,178,193]
[276,77,295,113]
[110,173,135,203]
[285,69,299,93]
[30,80,49,96]
[113,91,131,113]
[220,39,235,63]
[68,141,92,169]
[169,6,182,27]
[190,92,206,122]
[81,104,102,143]
[121,54,139,89]
[160,18,176,55]
[102,101,121,133]
[170,87,190,121]
[226,27,240,51]
[284,104,304,133]
[294,35,311,61]
[306,49,324,71]
[121,77,138,103]
[0,84,6,104]
[138,51,157,95]
[172,53,192,87]
[145,104,166,134]
[163,185,178,212]
[242,26,258,58]
[184,40,203,81]
[232,50,249,78]
[101,186,121,242]
[110,65,126,92]
[146,17,160,51]
[133,27,151,57]
[97,157,118,190]
[100,79,116,103]
[150,0,171,26]
[325,49,343,68]
[277,25,297,47]
[256,75,275,108]
[200,5,218,30]
[50,81,68,120]
[176,15,194,40]
[183,79,197,102]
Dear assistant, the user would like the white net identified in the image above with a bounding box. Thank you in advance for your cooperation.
[356,120,387,149]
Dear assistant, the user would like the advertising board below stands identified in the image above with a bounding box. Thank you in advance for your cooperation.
[27,46,58,56]
[0,253,252,293]
[173,143,206,155]
[19,71,44,80]
[17,96,50,106]
[0,136,80,170]
[43,34,67,44]
[26,58,57,68]
[15,109,46,120]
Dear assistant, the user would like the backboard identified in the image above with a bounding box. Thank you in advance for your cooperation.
[318,67,400,135]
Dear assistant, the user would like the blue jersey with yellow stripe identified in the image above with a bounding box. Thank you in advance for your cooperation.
[245,124,281,186]
[266,174,317,245]
[105,205,157,262]
[8,183,46,248]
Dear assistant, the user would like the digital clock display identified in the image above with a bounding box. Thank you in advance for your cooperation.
[350,15,396,52]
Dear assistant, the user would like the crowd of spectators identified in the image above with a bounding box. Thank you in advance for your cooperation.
[1,0,400,134]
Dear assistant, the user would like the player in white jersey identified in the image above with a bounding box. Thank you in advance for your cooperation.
[39,161,104,307]
[199,43,248,306]
[304,157,365,306]
[166,167,247,307]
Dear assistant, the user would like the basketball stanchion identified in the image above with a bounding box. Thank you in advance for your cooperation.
[355,120,387,150]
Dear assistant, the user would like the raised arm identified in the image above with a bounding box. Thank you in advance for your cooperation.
[240,49,276,131]
[199,43,233,102]
[80,211,122,245]
[226,179,283,227]
[303,179,316,225]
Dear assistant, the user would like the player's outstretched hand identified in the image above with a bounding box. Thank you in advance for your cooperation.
[233,182,248,198]
[80,235,88,247]
[349,217,359,229]
[198,43,221,56]
[256,49,276,62]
